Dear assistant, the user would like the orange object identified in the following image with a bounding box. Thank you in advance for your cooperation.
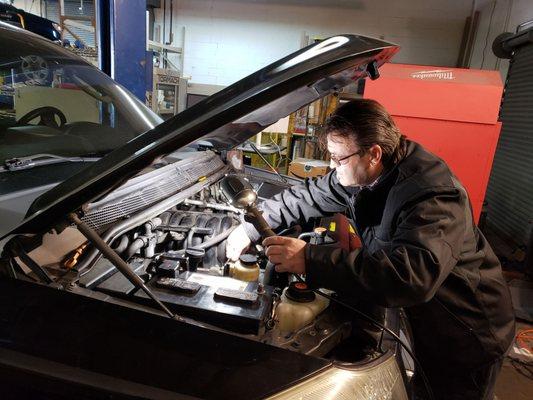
[17,13,26,29]
[364,63,503,223]
[328,214,362,252]
[516,329,533,353]
[63,243,88,269]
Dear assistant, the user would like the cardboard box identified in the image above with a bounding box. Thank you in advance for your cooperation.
[288,158,330,179]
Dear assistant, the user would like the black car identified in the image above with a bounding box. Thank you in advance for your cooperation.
[0,22,412,399]
[0,3,61,42]
[0,20,162,236]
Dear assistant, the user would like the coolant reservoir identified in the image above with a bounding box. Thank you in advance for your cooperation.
[276,282,329,333]
[229,254,260,282]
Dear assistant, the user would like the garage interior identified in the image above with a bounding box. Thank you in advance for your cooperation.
[1,0,533,399]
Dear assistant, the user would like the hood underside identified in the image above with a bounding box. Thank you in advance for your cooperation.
[8,34,399,236]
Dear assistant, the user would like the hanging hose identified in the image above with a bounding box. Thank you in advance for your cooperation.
[112,235,129,254]
[124,237,147,261]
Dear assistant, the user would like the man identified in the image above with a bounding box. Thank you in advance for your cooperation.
[227,99,515,399]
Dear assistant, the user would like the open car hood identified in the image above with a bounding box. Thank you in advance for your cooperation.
[8,34,399,236]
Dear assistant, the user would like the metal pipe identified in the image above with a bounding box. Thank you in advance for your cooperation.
[169,0,173,44]
[68,213,179,320]
[75,167,228,274]
[184,199,242,213]
[162,0,166,43]
[248,141,288,184]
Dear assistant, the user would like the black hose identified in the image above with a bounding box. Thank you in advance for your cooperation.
[198,225,237,250]
[9,239,54,284]
[112,235,129,254]
[185,227,196,250]
[297,232,315,240]
[124,237,146,260]
[185,226,212,249]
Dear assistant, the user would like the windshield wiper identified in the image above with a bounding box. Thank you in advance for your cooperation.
[0,153,101,172]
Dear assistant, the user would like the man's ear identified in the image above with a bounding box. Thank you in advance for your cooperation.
[368,144,383,165]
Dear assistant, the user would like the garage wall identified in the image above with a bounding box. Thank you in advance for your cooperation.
[155,0,474,86]
[12,0,43,16]
[469,0,533,77]
[467,2,533,249]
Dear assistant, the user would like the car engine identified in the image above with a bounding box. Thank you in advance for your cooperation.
[76,190,352,357]
[10,151,368,359]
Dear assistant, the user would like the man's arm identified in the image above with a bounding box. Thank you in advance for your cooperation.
[242,170,349,242]
[305,189,467,308]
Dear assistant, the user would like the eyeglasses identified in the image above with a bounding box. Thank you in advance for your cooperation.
[329,149,364,166]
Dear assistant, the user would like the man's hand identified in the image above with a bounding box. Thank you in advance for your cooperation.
[226,224,252,261]
[262,236,307,275]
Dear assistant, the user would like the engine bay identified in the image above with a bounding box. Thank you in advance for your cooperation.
[75,188,354,357]
[5,151,379,361]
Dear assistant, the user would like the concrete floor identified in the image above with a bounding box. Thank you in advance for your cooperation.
[482,228,533,399]
[494,321,533,399]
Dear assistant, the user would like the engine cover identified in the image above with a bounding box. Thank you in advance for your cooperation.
[134,271,274,334]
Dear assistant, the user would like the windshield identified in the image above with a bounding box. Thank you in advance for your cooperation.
[0,27,161,164]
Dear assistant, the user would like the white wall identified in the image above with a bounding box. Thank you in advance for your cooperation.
[155,0,473,86]
[470,0,533,77]
[13,0,43,16]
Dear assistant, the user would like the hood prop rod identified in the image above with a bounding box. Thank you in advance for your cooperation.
[68,213,180,321]
[248,141,288,184]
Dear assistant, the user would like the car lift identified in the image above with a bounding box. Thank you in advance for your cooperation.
[95,0,151,101]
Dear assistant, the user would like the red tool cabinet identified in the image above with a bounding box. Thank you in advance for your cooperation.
[364,63,503,222]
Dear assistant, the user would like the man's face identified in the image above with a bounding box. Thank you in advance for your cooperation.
[327,133,381,187]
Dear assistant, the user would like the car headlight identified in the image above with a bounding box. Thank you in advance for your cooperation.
[266,353,408,400]
[52,22,62,33]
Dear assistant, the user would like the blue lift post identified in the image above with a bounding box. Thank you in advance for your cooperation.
[96,0,150,101]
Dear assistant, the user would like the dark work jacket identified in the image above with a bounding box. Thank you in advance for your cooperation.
[245,140,515,368]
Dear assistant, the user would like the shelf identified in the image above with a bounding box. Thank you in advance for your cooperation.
[148,40,182,54]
